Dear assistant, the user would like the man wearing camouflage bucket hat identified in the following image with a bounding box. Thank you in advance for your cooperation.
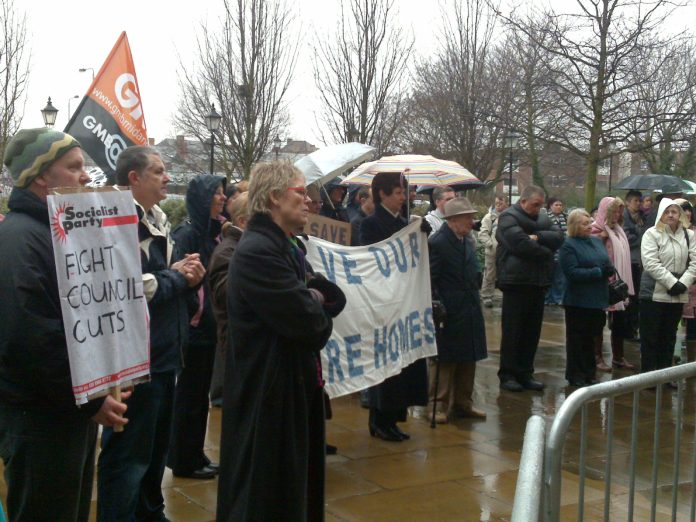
[0,128,129,521]
[427,197,488,423]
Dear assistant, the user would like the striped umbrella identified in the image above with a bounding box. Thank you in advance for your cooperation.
[341,154,480,187]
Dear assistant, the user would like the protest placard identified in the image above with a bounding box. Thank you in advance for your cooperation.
[305,213,352,246]
[302,219,436,398]
[48,187,149,405]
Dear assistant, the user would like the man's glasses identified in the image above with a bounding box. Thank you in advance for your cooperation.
[287,187,309,198]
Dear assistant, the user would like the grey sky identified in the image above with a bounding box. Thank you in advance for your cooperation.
[20,0,694,148]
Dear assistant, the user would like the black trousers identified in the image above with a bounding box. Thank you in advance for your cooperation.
[565,306,606,384]
[639,300,683,372]
[498,286,546,383]
[626,263,642,336]
[167,340,217,473]
[0,405,97,522]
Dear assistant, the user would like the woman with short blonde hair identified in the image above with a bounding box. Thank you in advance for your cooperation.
[559,208,612,386]
[247,161,302,216]
[218,161,346,521]
[566,209,591,237]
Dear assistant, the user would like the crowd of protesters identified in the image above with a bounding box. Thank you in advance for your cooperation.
[1,127,696,522]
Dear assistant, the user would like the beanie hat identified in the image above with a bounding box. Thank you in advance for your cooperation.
[3,128,81,188]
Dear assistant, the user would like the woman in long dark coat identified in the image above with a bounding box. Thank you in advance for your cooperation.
[359,172,429,442]
[428,197,487,423]
[217,162,345,522]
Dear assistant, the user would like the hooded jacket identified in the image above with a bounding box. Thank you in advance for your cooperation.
[495,203,564,288]
[172,174,226,346]
[640,197,696,303]
[0,188,103,415]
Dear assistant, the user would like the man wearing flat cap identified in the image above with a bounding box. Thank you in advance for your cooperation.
[0,128,130,521]
[428,197,487,423]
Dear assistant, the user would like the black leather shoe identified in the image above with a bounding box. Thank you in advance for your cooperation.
[500,380,524,392]
[392,425,410,440]
[172,465,218,479]
[326,443,338,455]
[369,425,402,442]
[521,379,546,391]
[205,461,219,472]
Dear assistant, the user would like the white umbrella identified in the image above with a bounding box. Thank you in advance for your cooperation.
[682,179,696,195]
[295,143,376,186]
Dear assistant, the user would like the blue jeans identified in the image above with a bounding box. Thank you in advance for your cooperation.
[545,260,566,304]
[97,371,176,522]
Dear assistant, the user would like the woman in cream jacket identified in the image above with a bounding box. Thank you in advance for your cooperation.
[639,197,696,372]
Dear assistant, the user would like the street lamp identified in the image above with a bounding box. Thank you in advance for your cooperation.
[273,135,282,160]
[67,95,79,120]
[607,144,614,193]
[504,131,520,203]
[79,67,95,81]
[205,103,222,175]
[41,97,58,127]
[348,126,360,143]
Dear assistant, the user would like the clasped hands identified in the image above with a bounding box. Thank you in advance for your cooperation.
[171,253,206,287]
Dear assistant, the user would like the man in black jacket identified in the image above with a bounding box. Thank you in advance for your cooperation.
[98,146,205,522]
[0,128,129,521]
[496,185,564,392]
[623,190,645,339]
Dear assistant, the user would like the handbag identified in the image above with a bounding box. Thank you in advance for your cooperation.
[608,269,629,305]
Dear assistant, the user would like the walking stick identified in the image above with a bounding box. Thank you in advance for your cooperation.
[430,300,446,429]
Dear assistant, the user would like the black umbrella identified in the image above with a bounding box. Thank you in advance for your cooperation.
[612,174,692,193]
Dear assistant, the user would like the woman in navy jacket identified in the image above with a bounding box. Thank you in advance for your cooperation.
[559,209,612,386]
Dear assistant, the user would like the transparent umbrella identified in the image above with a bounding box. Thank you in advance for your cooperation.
[295,143,376,187]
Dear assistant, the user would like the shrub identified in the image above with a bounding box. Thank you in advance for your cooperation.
[159,199,188,228]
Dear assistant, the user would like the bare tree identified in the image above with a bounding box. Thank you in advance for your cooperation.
[0,0,29,164]
[312,0,413,152]
[497,13,561,189]
[175,0,297,179]
[501,0,684,209]
[628,40,696,177]
[401,0,513,183]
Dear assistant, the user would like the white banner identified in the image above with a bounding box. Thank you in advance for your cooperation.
[48,188,149,405]
[303,219,437,398]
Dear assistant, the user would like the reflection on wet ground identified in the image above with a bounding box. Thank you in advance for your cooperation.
[1,305,694,521]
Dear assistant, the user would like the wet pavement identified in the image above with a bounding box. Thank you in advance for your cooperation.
[1,304,694,521]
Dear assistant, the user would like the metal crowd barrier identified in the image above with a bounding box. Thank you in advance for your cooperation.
[512,362,696,522]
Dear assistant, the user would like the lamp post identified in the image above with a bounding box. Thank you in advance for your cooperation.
[273,135,282,160]
[607,144,614,193]
[348,126,360,143]
[504,131,520,203]
[67,95,79,120]
[41,97,58,128]
[79,67,95,81]
[205,104,222,175]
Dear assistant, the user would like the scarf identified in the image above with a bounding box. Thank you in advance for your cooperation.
[592,196,635,311]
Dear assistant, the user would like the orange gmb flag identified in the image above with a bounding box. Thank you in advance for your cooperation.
[65,32,147,181]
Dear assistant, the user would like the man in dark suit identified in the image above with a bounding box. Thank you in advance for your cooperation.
[359,172,431,441]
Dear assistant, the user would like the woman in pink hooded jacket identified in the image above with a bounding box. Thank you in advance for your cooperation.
[591,196,636,370]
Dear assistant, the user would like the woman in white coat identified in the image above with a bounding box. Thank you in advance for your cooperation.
[639,198,696,373]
